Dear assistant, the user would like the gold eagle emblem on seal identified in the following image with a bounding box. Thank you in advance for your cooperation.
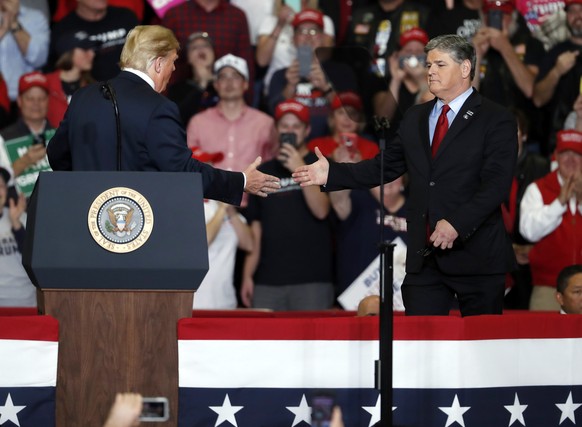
[87,187,154,253]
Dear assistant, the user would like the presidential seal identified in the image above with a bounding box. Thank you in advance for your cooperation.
[88,187,154,253]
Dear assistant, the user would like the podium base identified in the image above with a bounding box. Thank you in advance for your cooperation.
[39,290,193,427]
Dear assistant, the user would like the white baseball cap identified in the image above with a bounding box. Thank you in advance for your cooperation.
[214,54,249,81]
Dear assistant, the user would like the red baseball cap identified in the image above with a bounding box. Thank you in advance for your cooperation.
[275,99,310,124]
[191,148,224,163]
[292,9,324,29]
[399,28,429,48]
[331,91,363,112]
[556,130,582,155]
[18,72,49,95]
[482,0,515,13]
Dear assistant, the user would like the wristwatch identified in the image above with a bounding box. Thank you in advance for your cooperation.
[11,21,23,33]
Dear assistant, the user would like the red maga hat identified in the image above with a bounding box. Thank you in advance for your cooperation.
[275,99,310,124]
[18,72,48,95]
[399,28,429,47]
[292,9,324,29]
[556,130,582,155]
[331,91,363,112]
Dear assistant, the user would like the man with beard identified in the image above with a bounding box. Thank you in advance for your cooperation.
[533,0,582,155]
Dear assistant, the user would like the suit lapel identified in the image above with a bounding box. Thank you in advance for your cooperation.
[433,89,482,161]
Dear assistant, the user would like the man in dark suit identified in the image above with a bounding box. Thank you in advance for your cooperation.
[293,34,518,316]
[47,25,279,206]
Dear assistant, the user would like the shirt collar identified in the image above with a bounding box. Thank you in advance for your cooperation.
[216,104,248,121]
[123,68,155,90]
[433,87,474,117]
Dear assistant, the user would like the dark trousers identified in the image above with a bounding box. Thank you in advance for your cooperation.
[401,256,505,317]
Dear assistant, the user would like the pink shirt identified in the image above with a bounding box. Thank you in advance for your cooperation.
[186,105,277,173]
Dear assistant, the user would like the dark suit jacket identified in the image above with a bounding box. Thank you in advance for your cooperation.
[326,89,518,275]
[47,71,244,206]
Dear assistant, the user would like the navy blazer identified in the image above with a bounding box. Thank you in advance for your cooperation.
[326,90,518,275]
[47,71,244,206]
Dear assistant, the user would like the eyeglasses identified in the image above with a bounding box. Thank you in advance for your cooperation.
[296,28,322,37]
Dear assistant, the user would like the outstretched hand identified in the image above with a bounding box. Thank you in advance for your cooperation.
[244,156,281,197]
[292,147,329,187]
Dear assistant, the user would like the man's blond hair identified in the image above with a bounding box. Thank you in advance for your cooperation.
[119,25,180,72]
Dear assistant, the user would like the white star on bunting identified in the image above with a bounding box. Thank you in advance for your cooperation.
[0,394,26,427]
[209,394,243,427]
[556,391,582,425]
[286,394,311,427]
[504,393,527,426]
[439,394,470,427]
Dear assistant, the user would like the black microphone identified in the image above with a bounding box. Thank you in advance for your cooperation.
[100,83,112,100]
[100,81,122,171]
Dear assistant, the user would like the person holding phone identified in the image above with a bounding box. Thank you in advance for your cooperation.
[267,8,357,139]
[307,91,379,160]
[0,72,51,183]
[241,99,334,311]
[256,0,335,94]
[472,0,546,146]
[375,27,434,125]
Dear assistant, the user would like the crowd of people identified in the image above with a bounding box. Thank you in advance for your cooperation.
[0,0,581,314]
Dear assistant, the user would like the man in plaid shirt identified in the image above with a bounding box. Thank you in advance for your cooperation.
[162,0,255,101]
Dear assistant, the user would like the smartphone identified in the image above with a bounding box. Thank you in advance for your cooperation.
[297,45,312,79]
[280,132,297,147]
[488,10,503,30]
[139,397,169,422]
[310,393,335,427]
[283,0,301,13]
[32,134,46,146]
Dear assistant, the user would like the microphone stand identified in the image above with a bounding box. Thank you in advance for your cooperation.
[373,116,395,427]
[101,82,122,171]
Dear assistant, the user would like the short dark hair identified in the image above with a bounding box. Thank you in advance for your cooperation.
[425,34,476,80]
[557,264,582,294]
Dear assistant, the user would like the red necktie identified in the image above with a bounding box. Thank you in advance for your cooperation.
[431,104,451,157]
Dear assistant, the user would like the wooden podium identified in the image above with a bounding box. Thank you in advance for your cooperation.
[24,172,209,427]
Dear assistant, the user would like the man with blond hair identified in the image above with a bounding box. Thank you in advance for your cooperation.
[48,25,280,205]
